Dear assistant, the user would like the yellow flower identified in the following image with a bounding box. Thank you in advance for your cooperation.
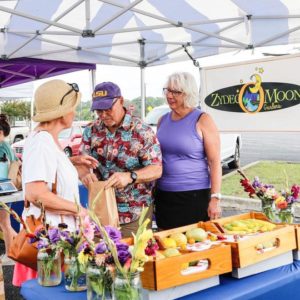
[139,229,153,243]
[275,196,285,204]
[78,250,89,265]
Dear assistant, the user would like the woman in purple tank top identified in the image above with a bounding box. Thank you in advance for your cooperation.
[154,72,222,230]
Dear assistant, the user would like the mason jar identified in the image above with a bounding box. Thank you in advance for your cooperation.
[112,271,142,300]
[37,250,62,286]
[64,256,87,291]
[87,261,113,300]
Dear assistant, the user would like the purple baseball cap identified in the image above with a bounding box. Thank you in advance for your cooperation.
[91,82,122,110]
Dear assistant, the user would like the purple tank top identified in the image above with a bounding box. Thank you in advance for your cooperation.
[157,109,210,192]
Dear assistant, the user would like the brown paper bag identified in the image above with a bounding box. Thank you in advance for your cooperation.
[88,181,120,228]
[8,160,22,190]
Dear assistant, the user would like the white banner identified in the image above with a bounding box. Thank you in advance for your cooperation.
[200,53,300,132]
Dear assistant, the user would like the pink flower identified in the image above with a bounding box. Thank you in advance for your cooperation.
[82,216,94,241]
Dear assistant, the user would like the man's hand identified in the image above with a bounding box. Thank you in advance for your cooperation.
[71,155,98,169]
[81,173,98,187]
[104,172,132,189]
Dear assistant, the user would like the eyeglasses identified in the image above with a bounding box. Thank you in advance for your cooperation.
[60,83,79,105]
[163,88,183,97]
[96,98,119,114]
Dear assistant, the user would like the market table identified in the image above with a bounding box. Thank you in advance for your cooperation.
[20,260,300,300]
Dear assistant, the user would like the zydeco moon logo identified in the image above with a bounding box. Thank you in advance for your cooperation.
[204,69,300,114]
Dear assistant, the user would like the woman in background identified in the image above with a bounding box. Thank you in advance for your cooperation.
[0,114,17,265]
[13,79,97,286]
[155,72,222,230]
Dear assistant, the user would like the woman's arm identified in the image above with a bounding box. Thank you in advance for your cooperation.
[197,113,222,219]
[25,181,85,216]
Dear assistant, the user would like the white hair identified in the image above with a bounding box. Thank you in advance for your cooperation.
[164,72,199,108]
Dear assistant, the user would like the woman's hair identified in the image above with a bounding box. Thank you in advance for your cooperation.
[164,72,199,108]
[0,114,11,137]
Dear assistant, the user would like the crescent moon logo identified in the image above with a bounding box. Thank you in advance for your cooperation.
[238,74,264,114]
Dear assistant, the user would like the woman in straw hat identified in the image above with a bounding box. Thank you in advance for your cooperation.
[12,79,97,286]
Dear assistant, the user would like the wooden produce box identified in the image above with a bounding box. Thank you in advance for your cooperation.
[206,212,296,269]
[292,225,300,260]
[141,223,232,291]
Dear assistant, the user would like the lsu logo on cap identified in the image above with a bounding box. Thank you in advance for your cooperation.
[93,90,108,98]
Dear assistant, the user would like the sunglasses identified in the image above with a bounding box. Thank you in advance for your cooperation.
[60,83,79,105]
[163,88,183,97]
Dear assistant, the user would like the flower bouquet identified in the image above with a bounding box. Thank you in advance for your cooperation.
[56,222,88,291]
[89,206,158,300]
[238,169,300,223]
[30,225,62,286]
[76,220,114,300]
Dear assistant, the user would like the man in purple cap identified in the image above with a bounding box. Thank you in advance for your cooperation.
[79,82,162,237]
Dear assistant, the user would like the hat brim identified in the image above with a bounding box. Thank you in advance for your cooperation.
[32,92,81,122]
[91,97,114,110]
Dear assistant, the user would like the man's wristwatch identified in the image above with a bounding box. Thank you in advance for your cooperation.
[130,171,138,184]
[211,193,222,200]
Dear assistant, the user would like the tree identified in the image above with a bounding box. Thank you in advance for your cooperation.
[0,100,31,124]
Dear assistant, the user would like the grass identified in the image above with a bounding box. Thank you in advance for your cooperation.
[222,161,300,198]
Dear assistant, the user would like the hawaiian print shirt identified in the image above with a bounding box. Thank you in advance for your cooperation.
[80,110,162,224]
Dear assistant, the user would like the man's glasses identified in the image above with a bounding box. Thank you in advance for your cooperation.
[60,83,79,105]
[163,88,183,97]
[97,98,119,114]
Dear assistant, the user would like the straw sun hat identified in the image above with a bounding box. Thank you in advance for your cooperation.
[32,79,81,122]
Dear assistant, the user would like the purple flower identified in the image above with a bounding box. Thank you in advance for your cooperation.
[95,241,107,254]
[287,195,295,204]
[118,250,131,265]
[252,177,262,189]
[116,242,129,252]
[105,226,122,242]
[37,239,49,250]
[78,241,89,252]
[60,231,74,244]
[48,228,60,244]
[115,242,131,265]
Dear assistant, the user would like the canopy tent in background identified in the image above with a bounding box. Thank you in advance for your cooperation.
[1,0,300,118]
[0,58,96,88]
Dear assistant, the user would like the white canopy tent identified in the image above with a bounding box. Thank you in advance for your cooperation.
[1,0,300,117]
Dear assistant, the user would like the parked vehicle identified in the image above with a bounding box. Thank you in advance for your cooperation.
[6,126,30,144]
[145,105,242,169]
[12,125,83,159]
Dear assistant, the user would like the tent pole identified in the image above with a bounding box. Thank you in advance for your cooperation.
[139,39,146,120]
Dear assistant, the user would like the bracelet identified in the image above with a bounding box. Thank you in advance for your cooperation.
[211,193,222,200]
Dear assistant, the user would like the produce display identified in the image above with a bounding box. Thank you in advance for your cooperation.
[222,219,276,235]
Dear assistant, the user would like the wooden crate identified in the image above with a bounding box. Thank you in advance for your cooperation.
[0,263,4,300]
[294,225,300,250]
[206,212,297,268]
[140,223,232,291]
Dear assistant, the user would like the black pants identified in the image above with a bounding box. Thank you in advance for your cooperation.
[154,188,210,230]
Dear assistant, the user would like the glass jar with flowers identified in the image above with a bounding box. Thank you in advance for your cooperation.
[64,255,87,291]
[56,224,87,291]
[30,226,62,286]
[89,207,158,300]
[239,170,300,224]
[37,248,61,286]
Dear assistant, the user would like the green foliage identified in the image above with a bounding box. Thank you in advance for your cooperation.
[124,97,165,117]
[0,100,31,122]
[222,162,300,198]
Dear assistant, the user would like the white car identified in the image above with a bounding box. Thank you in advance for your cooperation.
[145,105,241,169]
